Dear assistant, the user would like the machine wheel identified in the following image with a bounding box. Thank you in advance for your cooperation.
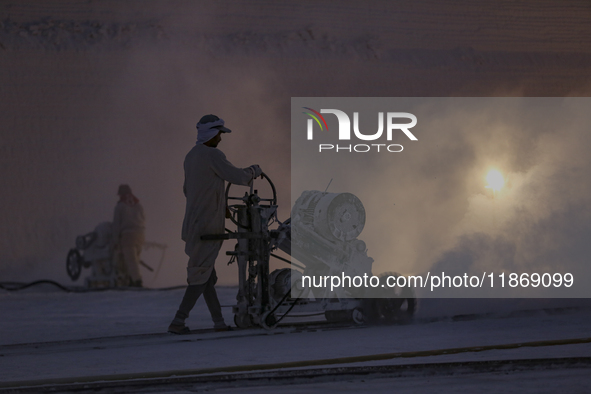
[225,172,277,229]
[66,249,83,281]
[234,313,253,329]
[350,308,366,325]
[369,272,417,324]
[325,310,349,323]
[260,311,278,330]
[373,297,416,324]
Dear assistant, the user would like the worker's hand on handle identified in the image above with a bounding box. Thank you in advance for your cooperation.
[249,164,263,178]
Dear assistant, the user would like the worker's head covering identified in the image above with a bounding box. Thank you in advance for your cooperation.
[196,114,232,144]
[117,184,132,196]
[117,184,139,205]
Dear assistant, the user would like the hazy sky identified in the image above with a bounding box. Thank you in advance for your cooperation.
[1,1,590,287]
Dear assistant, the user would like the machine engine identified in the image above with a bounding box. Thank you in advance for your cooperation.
[288,190,374,298]
[207,173,416,330]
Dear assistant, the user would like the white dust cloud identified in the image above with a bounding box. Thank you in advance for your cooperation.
[2,1,591,289]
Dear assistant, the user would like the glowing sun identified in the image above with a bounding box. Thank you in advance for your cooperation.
[486,169,505,192]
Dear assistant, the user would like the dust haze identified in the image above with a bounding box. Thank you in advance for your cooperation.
[1,1,591,288]
[291,99,591,298]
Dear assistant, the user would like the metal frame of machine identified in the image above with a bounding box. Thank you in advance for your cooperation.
[202,173,416,330]
[66,223,165,288]
[66,222,119,288]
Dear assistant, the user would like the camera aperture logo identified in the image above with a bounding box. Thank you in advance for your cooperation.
[303,108,417,153]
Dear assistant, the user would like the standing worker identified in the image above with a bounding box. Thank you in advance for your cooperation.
[168,114,262,334]
[113,184,145,287]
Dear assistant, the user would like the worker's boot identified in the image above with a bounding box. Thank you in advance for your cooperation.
[129,279,143,288]
[213,320,232,332]
[168,322,190,335]
[168,313,190,335]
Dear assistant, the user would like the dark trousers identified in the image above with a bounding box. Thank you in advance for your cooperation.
[174,269,224,326]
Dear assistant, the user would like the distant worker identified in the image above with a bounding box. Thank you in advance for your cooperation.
[112,184,145,287]
[168,114,262,334]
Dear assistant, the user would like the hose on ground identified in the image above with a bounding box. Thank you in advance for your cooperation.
[0,281,188,292]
